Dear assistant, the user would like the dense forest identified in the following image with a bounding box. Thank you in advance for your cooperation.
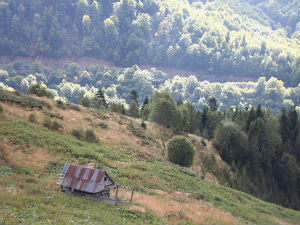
[0,61,299,114]
[0,0,299,85]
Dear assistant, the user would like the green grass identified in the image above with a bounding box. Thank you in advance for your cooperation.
[0,119,299,224]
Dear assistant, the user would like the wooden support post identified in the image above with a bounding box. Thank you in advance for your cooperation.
[130,189,134,203]
[115,185,119,199]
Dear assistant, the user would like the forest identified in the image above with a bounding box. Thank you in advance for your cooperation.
[0,0,299,85]
[0,61,299,114]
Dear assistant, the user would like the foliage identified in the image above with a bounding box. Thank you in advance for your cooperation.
[26,83,53,98]
[71,127,98,143]
[52,120,64,131]
[149,91,177,128]
[127,100,139,118]
[1,62,299,114]
[85,129,99,143]
[28,113,37,123]
[0,89,51,109]
[0,0,299,86]
[141,120,146,129]
[42,117,52,129]
[71,127,85,141]
[0,103,3,113]
[99,122,108,129]
[167,136,195,167]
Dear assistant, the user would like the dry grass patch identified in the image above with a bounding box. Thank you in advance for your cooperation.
[0,184,24,195]
[264,215,297,225]
[118,188,238,225]
[1,142,52,169]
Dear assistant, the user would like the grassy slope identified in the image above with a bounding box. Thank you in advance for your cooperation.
[0,98,299,224]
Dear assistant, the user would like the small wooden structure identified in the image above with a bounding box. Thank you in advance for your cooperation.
[57,164,134,205]
[57,164,116,204]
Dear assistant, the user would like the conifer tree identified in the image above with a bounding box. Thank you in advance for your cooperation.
[279,108,289,145]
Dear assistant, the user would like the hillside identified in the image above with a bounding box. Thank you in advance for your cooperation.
[0,91,299,224]
[0,0,299,85]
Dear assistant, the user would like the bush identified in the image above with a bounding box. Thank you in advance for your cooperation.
[26,83,53,98]
[71,127,84,140]
[0,103,3,113]
[99,122,108,129]
[85,129,98,143]
[201,139,206,147]
[28,113,37,123]
[43,117,52,129]
[52,120,63,131]
[167,136,195,167]
[141,120,146,129]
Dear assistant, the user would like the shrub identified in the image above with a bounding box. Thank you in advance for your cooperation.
[0,103,3,113]
[99,122,108,129]
[167,136,195,167]
[141,120,146,129]
[28,113,37,123]
[85,129,98,143]
[43,117,52,129]
[71,127,84,140]
[26,83,53,98]
[52,120,63,131]
[201,139,206,147]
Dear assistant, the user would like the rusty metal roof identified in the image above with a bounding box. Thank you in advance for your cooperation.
[60,164,114,193]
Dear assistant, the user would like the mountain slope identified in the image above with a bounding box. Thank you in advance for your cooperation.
[0,92,299,224]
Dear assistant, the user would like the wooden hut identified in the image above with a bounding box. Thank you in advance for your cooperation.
[57,164,115,204]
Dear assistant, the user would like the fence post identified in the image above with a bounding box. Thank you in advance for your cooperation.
[130,189,134,203]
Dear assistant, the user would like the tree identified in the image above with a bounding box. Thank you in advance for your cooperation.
[26,82,53,98]
[214,121,249,165]
[130,89,138,102]
[208,96,218,111]
[128,100,139,118]
[149,91,177,127]
[94,88,108,108]
[279,108,289,145]
[79,94,90,107]
[167,136,195,167]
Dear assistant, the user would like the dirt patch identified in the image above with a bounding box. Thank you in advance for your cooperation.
[0,142,52,169]
[118,188,238,225]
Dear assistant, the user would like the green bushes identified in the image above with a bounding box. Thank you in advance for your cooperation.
[99,122,108,129]
[141,121,147,129]
[167,136,195,167]
[71,127,99,143]
[28,113,37,123]
[85,129,98,143]
[26,83,53,98]
[43,117,63,131]
[43,117,52,129]
[0,103,3,113]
